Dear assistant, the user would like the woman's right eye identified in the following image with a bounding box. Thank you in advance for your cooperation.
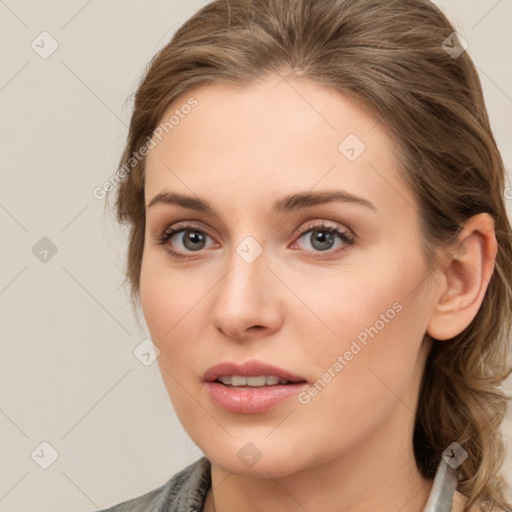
[158,224,216,258]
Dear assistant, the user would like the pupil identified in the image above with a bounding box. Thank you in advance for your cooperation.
[184,231,205,251]
[311,230,334,251]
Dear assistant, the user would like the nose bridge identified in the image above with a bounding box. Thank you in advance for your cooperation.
[217,239,268,311]
[210,234,281,337]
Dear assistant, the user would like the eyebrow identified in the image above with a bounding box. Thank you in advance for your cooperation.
[146,190,377,214]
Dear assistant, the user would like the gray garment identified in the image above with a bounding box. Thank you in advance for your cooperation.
[99,456,211,512]
[98,456,457,512]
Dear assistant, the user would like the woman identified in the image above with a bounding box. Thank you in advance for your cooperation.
[101,0,512,510]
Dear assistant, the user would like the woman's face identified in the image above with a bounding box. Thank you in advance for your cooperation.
[140,75,440,477]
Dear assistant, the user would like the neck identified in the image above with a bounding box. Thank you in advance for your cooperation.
[205,409,433,512]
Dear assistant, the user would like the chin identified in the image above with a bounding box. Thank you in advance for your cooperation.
[202,439,314,479]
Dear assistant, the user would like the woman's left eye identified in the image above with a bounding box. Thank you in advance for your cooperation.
[157,221,355,259]
[292,222,355,256]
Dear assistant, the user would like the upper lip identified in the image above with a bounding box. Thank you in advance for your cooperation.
[203,359,307,383]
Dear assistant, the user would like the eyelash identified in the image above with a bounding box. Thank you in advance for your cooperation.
[156,221,355,260]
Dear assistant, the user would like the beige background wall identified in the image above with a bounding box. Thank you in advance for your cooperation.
[0,1,511,510]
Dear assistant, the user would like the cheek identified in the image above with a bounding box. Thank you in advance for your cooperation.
[139,251,217,391]
[139,255,208,417]
[294,249,428,349]
[140,250,202,340]
[309,303,428,457]
[296,248,432,387]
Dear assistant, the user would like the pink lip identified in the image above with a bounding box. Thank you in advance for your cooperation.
[202,359,307,383]
[205,382,308,414]
[203,359,308,414]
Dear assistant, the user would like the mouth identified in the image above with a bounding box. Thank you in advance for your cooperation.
[214,374,306,388]
[203,360,308,413]
[203,360,308,386]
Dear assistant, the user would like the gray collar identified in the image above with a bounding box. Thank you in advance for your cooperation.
[423,458,458,512]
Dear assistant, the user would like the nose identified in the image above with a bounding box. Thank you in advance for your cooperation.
[209,247,283,341]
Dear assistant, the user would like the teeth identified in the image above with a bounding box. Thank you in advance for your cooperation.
[217,375,290,386]
[246,376,266,386]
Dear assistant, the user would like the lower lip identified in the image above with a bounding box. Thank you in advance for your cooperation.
[205,381,307,414]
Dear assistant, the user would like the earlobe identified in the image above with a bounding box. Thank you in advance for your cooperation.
[426,213,497,341]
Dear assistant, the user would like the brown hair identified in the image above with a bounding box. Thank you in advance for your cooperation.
[107,0,512,510]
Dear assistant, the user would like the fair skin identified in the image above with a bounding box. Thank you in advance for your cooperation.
[140,74,496,512]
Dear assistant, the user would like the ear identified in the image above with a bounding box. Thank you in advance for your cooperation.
[426,213,498,341]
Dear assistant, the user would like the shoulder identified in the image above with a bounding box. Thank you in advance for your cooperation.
[97,456,211,512]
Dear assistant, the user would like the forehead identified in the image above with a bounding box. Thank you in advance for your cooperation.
[144,76,415,216]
